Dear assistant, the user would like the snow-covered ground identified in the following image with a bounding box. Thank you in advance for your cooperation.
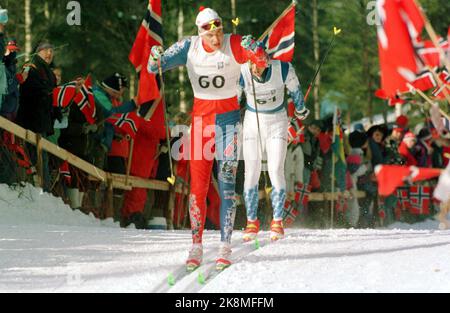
[1,184,450,293]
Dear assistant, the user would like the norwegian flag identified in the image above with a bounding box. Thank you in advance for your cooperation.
[431,70,450,99]
[409,185,431,215]
[417,38,450,68]
[106,112,141,140]
[287,118,305,145]
[53,82,77,108]
[375,165,442,196]
[129,0,162,106]
[73,75,96,125]
[59,161,72,185]
[409,70,437,92]
[376,0,425,97]
[293,182,310,207]
[260,2,296,62]
[283,200,298,228]
[396,187,411,211]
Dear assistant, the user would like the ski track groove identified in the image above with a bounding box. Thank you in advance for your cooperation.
[154,232,287,293]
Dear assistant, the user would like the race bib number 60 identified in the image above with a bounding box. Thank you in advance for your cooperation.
[199,75,225,89]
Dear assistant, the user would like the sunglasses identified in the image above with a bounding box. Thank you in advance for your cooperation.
[201,20,222,31]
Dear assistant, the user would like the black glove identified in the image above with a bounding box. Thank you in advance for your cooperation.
[51,107,63,123]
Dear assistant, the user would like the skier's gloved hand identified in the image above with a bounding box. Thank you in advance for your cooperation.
[295,108,310,121]
[82,123,98,134]
[150,45,164,63]
[241,35,257,51]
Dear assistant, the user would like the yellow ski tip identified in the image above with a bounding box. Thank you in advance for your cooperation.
[333,27,342,35]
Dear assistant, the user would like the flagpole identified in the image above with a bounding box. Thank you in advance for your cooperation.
[258,0,297,42]
[407,83,450,121]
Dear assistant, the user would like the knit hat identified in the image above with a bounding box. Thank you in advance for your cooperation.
[353,123,365,133]
[418,128,432,141]
[349,130,368,148]
[6,38,20,52]
[35,41,54,53]
[101,73,128,92]
[367,124,388,141]
[403,132,416,142]
[196,7,222,34]
[396,115,409,128]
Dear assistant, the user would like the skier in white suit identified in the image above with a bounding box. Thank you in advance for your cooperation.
[238,57,309,241]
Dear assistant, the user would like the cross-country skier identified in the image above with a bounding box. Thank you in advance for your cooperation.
[148,7,268,271]
[238,57,309,242]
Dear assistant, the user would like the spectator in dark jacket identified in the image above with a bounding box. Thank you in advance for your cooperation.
[16,41,59,191]
[415,128,433,167]
[1,39,20,120]
[367,124,388,167]
[17,41,58,136]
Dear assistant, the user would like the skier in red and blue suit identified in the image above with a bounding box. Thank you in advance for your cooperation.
[148,7,268,271]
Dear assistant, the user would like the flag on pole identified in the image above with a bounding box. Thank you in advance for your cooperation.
[376,0,425,97]
[53,82,77,108]
[375,164,442,196]
[259,1,296,62]
[417,38,450,68]
[107,112,141,140]
[129,0,162,106]
[431,70,450,99]
[73,75,96,125]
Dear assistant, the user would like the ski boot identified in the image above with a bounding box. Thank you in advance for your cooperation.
[186,244,203,272]
[270,220,285,241]
[216,243,232,271]
[243,219,260,242]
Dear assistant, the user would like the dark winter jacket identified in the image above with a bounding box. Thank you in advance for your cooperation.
[16,55,57,136]
[1,52,20,118]
[58,101,104,163]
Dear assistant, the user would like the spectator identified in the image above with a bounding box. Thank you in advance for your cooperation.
[384,124,405,165]
[16,41,59,191]
[398,131,418,166]
[58,78,104,211]
[366,124,388,167]
[301,120,322,187]
[93,72,136,174]
[415,128,433,167]
[1,38,20,120]
[347,130,369,227]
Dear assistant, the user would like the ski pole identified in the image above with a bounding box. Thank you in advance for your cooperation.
[157,59,176,186]
[303,27,341,103]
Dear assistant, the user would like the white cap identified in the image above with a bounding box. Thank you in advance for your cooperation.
[196,7,222,33]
